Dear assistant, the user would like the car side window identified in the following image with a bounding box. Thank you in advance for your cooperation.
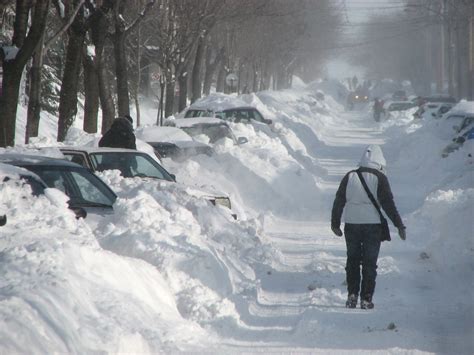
[253,110,264,121]
[69,171,112,204]
[63,153,87,167]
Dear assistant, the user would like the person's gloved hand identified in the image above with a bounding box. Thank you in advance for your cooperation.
[398,226,406,241]
[331,226,343,237]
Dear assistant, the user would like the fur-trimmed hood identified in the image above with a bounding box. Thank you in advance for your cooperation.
[359,144,386,172]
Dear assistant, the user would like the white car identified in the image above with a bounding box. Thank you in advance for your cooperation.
[166,117,248,145]
[135,125,213,161]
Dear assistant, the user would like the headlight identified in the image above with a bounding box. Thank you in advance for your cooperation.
[212,197,232,210]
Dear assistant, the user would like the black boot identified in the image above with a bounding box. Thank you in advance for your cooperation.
[360,294,374,309]
[345,294,358,308]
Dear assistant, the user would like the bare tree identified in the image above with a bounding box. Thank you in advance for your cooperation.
[0,0,50,147]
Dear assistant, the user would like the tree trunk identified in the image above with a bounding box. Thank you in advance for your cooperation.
[88,3,116,133]
[25,33,45,143]
[216,61,226,93]
[57,25,85,142]
[164,70,175,118]
[0,0,50,147]
[113,28,130,118]
[83,52,99,133]
[0,65,23,147]
[178,72,188,111]
[99,66,116,133]
[191,36,205,103]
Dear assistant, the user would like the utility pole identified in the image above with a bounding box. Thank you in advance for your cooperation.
[469,6,474,100]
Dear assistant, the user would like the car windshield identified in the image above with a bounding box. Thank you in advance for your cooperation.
[26,166,116,207]
[89,152,174,181]
[182,124,234,144]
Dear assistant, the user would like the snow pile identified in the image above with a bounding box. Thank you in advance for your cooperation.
[0,179,210,353]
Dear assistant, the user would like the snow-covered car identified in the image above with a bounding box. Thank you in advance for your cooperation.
[391,90,407,101]
[183,107,216,118]
[441,117,474,158]
[60,147,176,181]
[0,155,117,218]
[385,101,416,112]
[59,147,237,218]
[413,102,455,119]
[135,126,214,161]
[166,117,248,145]
[215,106,272,125]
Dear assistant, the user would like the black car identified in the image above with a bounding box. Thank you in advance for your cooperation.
[0,154,117,217]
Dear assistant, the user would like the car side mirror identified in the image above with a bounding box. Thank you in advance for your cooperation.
[237,137,248,145]
[265,119,273,125]
[170,173,176,182]
[455,137,466,144]
[70,207,87,219]
[0,214,6,226]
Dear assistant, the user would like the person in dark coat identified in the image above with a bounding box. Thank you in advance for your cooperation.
[331,145,406,309]
[99,115,136,150]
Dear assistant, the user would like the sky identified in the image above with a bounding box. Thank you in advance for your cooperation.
[326,0,407,79]
[0,77,473,353]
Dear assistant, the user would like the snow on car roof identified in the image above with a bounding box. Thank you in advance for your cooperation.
[171,117,226,128]
[186,92,248,112]
[135,126,193,143]
[59,146,143,154]
[447,101,474,116]
[0,162,42,179]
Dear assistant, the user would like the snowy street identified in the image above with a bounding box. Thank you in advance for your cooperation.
[204,110,472,354]
[1,86,472,354]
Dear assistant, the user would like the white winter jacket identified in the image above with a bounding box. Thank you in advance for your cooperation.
[331,145,404,228]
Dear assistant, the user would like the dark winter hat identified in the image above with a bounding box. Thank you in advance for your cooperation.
[124,114,133,124]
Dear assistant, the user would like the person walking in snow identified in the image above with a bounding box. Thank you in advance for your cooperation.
[99,115,136,150]
[331,144,406,309]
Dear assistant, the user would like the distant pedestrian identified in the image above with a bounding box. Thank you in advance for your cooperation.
[331,145,406,309]
[373,98,384,122]
[99,115,136,150]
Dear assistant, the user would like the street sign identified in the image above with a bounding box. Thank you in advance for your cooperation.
[225,73,238,88]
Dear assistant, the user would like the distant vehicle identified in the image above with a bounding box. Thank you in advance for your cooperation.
[346,90,369,110]
[135,126,213,161]
[0,154,117,218]
[385,101,417,112]
[441,116,474,157]
[392,90,407,101]
[59,147,237,218]
[168,117,249,145]
[413,102,455,119]
[421,95,458,104]
[215,106,272,125]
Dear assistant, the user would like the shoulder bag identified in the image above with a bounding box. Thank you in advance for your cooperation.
[356,169,391,241]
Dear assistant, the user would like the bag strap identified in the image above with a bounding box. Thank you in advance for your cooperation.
[355,169,386,223]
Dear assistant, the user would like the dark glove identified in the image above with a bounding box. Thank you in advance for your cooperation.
[398,227,406,241]
[0,215,6,226]
[331,226,343,237]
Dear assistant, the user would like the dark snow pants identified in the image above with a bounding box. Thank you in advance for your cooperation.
[344,224,382,299]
